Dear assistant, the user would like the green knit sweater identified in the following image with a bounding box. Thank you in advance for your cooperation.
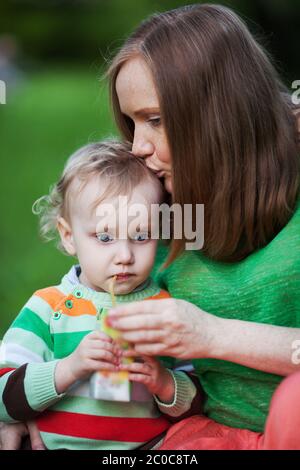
[151,202,300,433]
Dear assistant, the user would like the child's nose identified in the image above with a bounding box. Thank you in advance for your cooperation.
[114,241,134,264]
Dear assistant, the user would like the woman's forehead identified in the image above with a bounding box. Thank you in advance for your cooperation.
[115,57,159,113]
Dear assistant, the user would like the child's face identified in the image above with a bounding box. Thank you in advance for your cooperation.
[58,176,159,295]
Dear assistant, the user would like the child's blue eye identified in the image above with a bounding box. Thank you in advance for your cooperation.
[96,233,113,243]
[133,232,149,242]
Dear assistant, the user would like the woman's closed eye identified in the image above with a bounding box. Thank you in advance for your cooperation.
[147,116,161,128]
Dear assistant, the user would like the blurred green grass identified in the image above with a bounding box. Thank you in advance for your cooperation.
[0,67,117,336]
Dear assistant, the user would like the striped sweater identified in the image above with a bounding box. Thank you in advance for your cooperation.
[0,266,199,450]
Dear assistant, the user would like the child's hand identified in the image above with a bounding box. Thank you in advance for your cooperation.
[119,356,175,404]
[55,331,120,393]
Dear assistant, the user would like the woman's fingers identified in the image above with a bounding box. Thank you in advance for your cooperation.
[123,343,169,356]
[134,343,170,355]
[107,298,201,359]
[27,421,46,450]
[109,313,161,331]
[118,328,169,344]
[108,299,174,329]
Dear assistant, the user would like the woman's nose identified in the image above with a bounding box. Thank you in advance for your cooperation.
[132,132,154,158]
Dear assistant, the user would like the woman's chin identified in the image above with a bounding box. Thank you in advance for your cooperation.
[164,177,173,194]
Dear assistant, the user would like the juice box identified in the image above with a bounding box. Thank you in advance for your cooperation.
[90,307,133,402]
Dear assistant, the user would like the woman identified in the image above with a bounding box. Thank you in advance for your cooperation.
[106,3,300,449]
[1,3,300,450]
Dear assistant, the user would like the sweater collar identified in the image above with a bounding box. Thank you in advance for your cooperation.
[59,265,161,309]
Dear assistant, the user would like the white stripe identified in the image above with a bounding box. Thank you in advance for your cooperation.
[2,343,43,365]
[3,328,53,361]
[68,379,91,398]
[0,340,5,362]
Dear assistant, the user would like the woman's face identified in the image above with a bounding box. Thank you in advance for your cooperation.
[116,57,173,193]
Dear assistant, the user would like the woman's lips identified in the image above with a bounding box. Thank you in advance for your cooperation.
[147,165,164,175]
[146,164,171,179]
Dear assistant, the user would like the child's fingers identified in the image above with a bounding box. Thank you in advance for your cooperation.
[121,349,140,358]
[89,360,119,371]
[88,331,113,342]
[89,348,120,365]
[89,340,119,355]
[127,373,151,385]
[118,361,152,375]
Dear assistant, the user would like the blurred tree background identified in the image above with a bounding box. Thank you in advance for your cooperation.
[0,0,299,335]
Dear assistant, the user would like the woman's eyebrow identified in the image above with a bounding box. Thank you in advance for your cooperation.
[132,107,160,118]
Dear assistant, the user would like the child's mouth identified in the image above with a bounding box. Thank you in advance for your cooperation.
[115,273,133,282]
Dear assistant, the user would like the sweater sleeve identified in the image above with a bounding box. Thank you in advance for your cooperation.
[0,292,65,423]
[154,368,205,421]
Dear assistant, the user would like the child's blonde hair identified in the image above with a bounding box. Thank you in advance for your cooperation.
[33,140,164,253]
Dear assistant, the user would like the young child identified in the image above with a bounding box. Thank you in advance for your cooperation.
[0,140,198,450]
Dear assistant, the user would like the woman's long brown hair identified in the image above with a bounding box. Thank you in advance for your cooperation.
[108,3,300,264]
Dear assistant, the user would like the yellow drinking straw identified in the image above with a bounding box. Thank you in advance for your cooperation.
[90,275,132,401]
[109,275,117,308]
[106,275,133,362]
[103,275,122,342]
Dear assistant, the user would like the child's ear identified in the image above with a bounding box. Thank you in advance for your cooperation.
[57,217,76,256]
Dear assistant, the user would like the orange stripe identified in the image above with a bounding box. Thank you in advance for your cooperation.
[34,287,65,310]
[147,289,170,300]
[58,296,97,317]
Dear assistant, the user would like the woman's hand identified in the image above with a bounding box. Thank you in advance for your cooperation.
[119,356,175,403]
[0,421,45,450]
[108,298,300,377]
[108,298,217,359]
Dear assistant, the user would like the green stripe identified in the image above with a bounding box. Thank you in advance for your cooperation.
[51,314,97,334]
[41,432,140,450]
[52,331,90,357]
[0,371,18,423]
[51,395,160,418]
[3,328,53,360]
[26,295,53,324]
[11,308,53,351]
